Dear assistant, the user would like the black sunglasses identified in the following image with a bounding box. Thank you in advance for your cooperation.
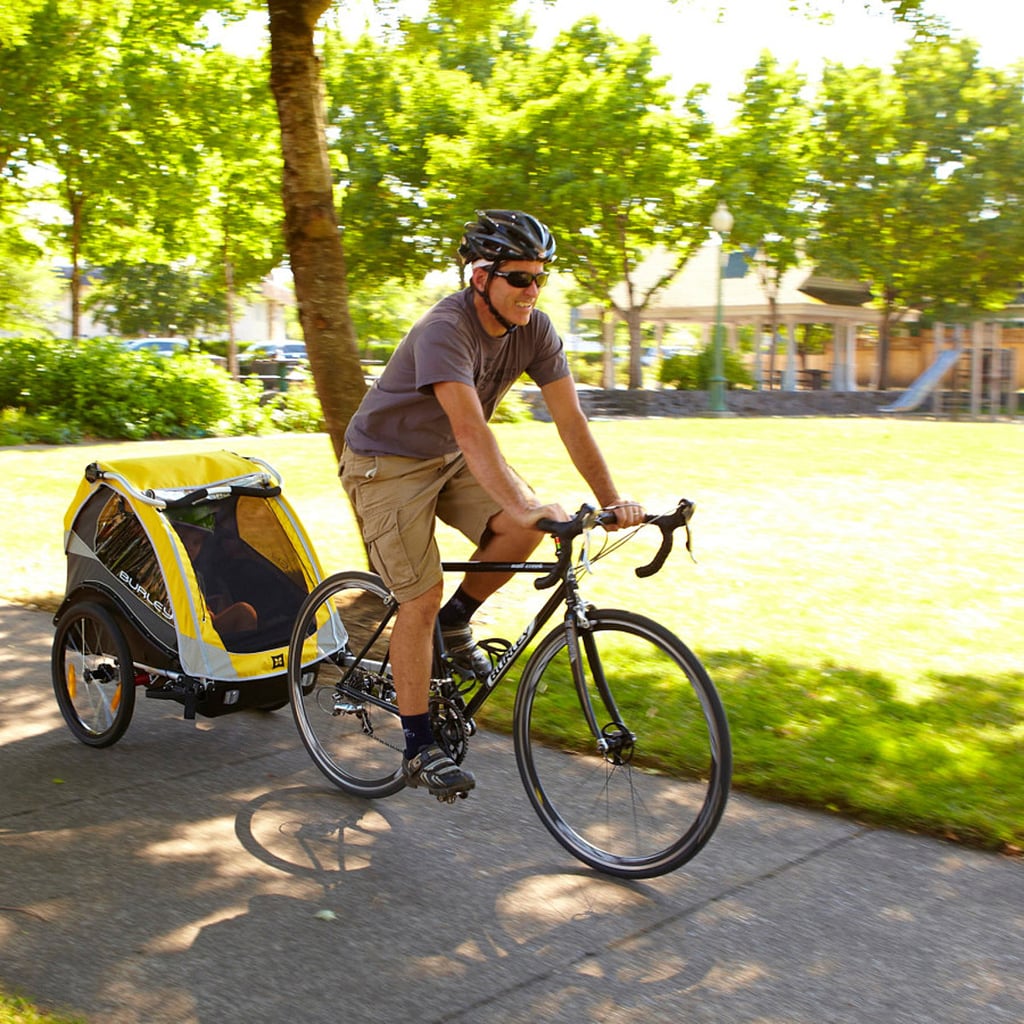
[491,269,549,289]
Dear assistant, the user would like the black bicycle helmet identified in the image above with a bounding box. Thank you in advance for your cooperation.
[458,210,557,266]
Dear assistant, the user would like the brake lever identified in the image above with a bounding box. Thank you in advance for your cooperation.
[635,499,696,578]
[533,505,594,589]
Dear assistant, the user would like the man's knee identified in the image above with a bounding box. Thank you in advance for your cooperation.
[481,508,522,542]
[480,510,543,555]
[398,580,444,620]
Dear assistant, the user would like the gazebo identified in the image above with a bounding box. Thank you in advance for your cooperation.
[581,244,888,392]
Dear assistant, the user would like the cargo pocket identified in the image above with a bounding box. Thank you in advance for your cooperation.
[361,507,416,594]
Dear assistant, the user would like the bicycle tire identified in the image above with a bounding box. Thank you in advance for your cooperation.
[513,608,731,879]
[287,571,406,798]
[52,601,136,747]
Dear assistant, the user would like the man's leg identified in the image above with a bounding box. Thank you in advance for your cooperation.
[390,581,442,718]
[391,581,476,798]
[459,509,544,603]
[339,447,475,798]
[438,510,544,680]
[436,459,543,607]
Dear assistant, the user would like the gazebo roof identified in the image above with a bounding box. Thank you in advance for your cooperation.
[579,244,887,327]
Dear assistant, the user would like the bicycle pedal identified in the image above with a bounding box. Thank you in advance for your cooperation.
[435,790,470,804]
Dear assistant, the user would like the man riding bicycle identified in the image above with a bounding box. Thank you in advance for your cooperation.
[339,209,644,801]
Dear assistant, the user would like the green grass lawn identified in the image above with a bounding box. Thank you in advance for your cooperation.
[0,993,85,1023]
[3,417,1022,855]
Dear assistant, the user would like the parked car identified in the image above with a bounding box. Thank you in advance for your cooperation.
[239,340,307,366]
[122,337,191,357]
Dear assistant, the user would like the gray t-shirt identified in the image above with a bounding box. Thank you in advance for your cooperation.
[345,288,570,459]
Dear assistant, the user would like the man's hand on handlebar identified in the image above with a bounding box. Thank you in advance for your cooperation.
[531,498,694,589]
[519,501,569,530]
[602,499,646,531]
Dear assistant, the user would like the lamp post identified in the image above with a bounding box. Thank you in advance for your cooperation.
[709,201,734,414]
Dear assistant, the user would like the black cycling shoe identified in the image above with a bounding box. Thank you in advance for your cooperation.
[441,622,492,680]
[403,743,476,800]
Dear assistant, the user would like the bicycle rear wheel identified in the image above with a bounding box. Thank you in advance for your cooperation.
[52,601,136,747]
[513,609,731,879]
[287,571,406,798]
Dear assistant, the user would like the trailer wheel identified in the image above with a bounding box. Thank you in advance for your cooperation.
[52,601,136,747]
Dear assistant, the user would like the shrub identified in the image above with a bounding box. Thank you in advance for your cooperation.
[0,334,53,409]
[65,343,241,440]
[0,408,82,446]
[0,335,268,442]
[659,352,700,390]
[360,342,397,363]
[261,381,327,433]
[491,389,531,424]
[570,355,605,387]
[568,352,641,388]
[659,342,753,390]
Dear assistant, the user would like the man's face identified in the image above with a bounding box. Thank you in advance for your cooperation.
[474,260,547,333]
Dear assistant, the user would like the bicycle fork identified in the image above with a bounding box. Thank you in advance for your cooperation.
[563,611,636,766]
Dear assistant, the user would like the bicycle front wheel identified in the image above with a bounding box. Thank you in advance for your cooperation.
[513,609,731,879]
[287,571,405,798]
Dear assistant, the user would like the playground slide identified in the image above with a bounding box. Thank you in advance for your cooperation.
[880,348,963,412]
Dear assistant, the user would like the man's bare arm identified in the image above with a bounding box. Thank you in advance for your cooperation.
[433,381,566,527]
[540,375,645,527]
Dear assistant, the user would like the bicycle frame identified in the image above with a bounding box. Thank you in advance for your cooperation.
[328,550,612,741]
[328,499,696,751]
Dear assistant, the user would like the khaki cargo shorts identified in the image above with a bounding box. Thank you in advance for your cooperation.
[339,445,504,603]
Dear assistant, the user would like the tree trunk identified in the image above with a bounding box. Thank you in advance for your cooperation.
[767,294,779,391]
[68,189,83,342]
[267,0,366,461]
[222,228,240,379]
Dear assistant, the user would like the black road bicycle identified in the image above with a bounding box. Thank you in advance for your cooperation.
[286,500,731,879]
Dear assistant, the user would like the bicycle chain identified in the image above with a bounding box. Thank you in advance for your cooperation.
[334,679,472,764]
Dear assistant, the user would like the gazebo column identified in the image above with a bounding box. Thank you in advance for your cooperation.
[782,318,798,391]
[844,323,858,392]
[602,316,616,390]
[831,323,839,391]
[752,322,765,390]
[830,321,844,391]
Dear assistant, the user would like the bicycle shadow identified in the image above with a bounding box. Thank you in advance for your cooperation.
[204,777,727,1024]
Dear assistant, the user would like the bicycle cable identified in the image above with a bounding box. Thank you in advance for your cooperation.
[573,522,646,577]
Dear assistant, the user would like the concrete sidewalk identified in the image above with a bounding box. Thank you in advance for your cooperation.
[1,599,1021,1024]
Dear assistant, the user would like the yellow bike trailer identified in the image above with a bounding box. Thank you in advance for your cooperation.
[52,451,346,746]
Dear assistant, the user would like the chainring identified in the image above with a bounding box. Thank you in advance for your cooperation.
[430,694,470,764]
